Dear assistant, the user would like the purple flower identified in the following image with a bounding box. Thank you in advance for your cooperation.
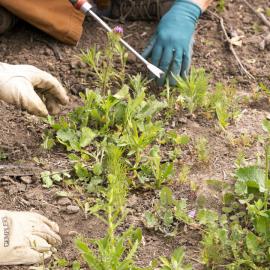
[113,26,124,35]
[188,210,196,219]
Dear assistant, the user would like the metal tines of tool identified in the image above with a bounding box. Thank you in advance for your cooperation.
[69,0,164,78]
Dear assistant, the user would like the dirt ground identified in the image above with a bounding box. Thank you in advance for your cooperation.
[0,0,270,269]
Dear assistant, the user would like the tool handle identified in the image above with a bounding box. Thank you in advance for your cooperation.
[69,0,151,68]
[86,9,148,65]
[69,0,93,13]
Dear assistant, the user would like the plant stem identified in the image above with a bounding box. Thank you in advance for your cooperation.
[264,143,270,210]
[108,204,115,248]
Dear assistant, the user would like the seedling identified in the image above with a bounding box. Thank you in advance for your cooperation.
[210,83,239,130]
[144,187,193,235]
[41,171,71,188]
[174,68,208,114]
[81,31,128,95]
[160,247,192,270]
[178,165,190,184]
[41,20,270,269]
[75,146,150,270]
[217,0,226,12]
[195,137,209,163]
[196,121,270,269]
[0,149,7,160]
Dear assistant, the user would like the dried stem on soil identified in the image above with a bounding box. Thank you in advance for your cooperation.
[208,10,256,81]
[242,0,270,29]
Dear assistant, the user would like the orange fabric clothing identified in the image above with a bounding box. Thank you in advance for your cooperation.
[0,0,85,45]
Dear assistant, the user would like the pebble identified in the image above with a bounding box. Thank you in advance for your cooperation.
[127,53,137,64]
[66,205,80,214]
[68,230,79,236]
[44,48,52,56]
[57,197,72,206]
[20,176,32,184]
[4,184,26,195]
[179,117,187,124]
[70,58,86,69]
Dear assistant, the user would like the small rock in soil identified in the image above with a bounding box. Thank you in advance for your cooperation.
[70,58,86,69]
[4,183,26,195]
[66,205,80,214]
[179,117,187,124]
[127,53,137,64]
[0,176,13,185]
[57,197,71,206]
[44,48,52,56]
[20,176,32,184]
[68,230,79,236]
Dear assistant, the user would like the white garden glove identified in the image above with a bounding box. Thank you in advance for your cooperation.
[0,63,69,116]
[0,211,62,265]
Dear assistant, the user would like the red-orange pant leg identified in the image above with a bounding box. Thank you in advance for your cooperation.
[0,0,85,44]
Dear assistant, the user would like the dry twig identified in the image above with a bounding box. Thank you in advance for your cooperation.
[242,0,270,29]
[208,10,255,81]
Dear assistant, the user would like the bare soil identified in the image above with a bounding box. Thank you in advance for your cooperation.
[0,0,270,269]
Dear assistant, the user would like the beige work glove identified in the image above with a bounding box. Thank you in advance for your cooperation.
[0,63,69,116]
[0,211,62,265]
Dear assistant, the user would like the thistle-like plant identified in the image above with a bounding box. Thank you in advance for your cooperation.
[75,145,150,270]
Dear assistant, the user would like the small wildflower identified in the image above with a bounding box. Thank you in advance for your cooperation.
[113,26,124,36]
[188,209,196,219]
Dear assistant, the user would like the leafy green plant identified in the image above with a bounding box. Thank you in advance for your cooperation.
[148,146,174,189]
[160,247,192,270]
[0,149,7,160]
[259,82,270,97]
[195,137,209,163]
[44,74,167,190]
[42,28,270,270]
[217,0,226,12]
[174,68,209,114]
[75,145,150,270]
[144,187,193,235]
[81,32,128,95]
[196,122,270,269]
[210,83,239,130]
[267,8,270,17]
[41,171,71,188]
[178,165,190,184]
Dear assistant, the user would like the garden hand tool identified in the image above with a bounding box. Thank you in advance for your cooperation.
[0,63,69,116]
[69,0,164,78]
[142,0,202,85]
[0,211,61,265]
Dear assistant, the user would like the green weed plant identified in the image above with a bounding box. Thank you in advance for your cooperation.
[75,146,149,270]
[144,186,193,236]
[42,30,268,270]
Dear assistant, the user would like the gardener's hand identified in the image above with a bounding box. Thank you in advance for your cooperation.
[0,211,62,265]
[0,63,69,116]
[142,0,202,85]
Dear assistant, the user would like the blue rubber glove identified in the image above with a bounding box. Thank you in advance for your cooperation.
[142,0,202,85]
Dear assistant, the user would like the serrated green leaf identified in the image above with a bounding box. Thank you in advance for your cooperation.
[197,209,219,226]
[144,211,157,228]
[80,127,96,148]
[235,166,266,194]
[113,85,130,99]
[160,187,174,207]
[246,232,259,254]
[41,171,53,188]
[52,173,62,182]
[262,119,270,133]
